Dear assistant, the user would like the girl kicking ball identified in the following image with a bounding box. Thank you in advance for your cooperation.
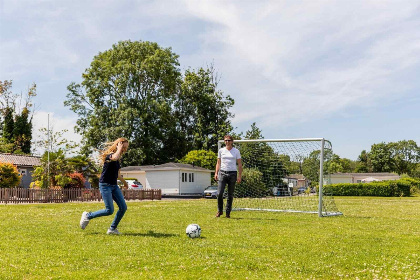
[80,138,129,235]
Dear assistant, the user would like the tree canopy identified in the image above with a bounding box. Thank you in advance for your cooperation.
[65,40,234,166]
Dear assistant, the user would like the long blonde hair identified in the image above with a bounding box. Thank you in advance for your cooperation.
[99,137,129,163]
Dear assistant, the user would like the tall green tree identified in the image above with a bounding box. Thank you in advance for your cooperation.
[0,81,36,154]
[388,140,419,175]
[177,66,234,153]
[370,142,394,172]
[66,40,181,165]
[355,150,371,173]
[65,40,235,166]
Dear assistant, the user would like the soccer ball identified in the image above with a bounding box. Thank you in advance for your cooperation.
[186,224,201,238]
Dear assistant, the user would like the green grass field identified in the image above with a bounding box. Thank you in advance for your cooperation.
[1,197,419,279]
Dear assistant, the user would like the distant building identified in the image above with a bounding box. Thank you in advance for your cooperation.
[120,162,212,195]
[0,153,41,188]
[329,172,400,184]
[286,174,310,188]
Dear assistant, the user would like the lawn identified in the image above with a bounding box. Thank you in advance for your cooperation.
[0,196,419,279]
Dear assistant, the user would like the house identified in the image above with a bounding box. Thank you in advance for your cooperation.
[329,172,400,184]
[120,162,212,195]
[0,153,41,188]
[287,174,310,188]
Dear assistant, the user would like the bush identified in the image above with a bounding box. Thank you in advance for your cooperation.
[55,172,86,188]
[235,168,267,198]
[89,175,100,189]
[0,162,20,188]
[323,180,411,197]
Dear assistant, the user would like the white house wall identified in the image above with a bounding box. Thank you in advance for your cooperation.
[146,170,180,194]
[179,171,211,194]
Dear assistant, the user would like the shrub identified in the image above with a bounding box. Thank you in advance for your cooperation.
[55,172,86,188]
[89,175,100,189]
[323,180,411,197]
[235,168,267,198]
[0,161,21,188]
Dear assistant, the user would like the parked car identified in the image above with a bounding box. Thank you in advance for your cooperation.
[117,179,143,190]
[126,179,143,190]
[203,186,228,199]
[297,186,316,194]
[203,186,218,198]
[273,184,292,196]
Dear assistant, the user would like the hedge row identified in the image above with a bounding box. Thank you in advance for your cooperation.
[323,180,412,197]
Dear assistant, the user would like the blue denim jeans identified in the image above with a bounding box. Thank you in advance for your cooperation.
[217,171,237,214]
[88,183,127,230]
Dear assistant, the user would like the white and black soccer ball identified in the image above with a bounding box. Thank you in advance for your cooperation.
[186,224,201,238]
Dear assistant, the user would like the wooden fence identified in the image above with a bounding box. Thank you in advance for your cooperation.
[0,188,161,204]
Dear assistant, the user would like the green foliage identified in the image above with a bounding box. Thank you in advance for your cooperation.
[235,168,268,197]
[0,161,20,188]
[178,66,234,153]
[238,123,286,188]
[65,40,234,165]
[32,150,98,188]
[388,140,420,175]
[179,150,217,170]
[0,81,36,154]
[2,107,14,141]
[355,150,371,172]
[323,180,412,197]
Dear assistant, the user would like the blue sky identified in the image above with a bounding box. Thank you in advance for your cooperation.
[1,0,419,159]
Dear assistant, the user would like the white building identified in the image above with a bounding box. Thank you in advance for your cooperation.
[120,162,212,195]
[329,172,400,184]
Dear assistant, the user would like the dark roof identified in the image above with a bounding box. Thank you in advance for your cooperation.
[121,162,211,172]
[0,153,41,167]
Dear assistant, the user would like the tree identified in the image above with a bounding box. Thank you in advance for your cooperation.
[355,150,371,173]
[177,66,234,153]
[238,123,286,188]
[179,150,217,171]
[0,81,36,154]
[388,140,419,175]
[65,40,183,166]
[0,161,20,188]
[369,142,394,172]
[65,40,236,166]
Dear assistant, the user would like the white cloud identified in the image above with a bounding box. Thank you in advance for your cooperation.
[182,0,420,129]
[31,111,82,155]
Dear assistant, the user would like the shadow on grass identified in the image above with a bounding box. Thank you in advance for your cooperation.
[123,230,178,238]
[225,217,281,221]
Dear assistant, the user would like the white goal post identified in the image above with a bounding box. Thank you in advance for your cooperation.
[217,138,342,217]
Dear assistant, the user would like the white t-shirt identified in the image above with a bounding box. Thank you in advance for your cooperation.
[218,147,241,172]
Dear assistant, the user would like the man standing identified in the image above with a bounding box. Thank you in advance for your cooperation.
[214,135,242,218]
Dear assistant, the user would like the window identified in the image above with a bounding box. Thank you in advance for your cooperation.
[188,173,194,182]
[182,172,187,182]
[19,169,27,176]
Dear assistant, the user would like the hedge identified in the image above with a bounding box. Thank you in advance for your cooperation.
[323,180,412,197]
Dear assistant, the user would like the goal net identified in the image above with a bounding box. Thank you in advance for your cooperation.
[218,138,342,217]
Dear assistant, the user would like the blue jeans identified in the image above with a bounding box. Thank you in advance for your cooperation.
[88,183,127,230]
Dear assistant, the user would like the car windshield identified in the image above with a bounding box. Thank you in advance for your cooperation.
[206,186,217,190]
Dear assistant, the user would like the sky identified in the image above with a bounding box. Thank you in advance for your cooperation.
[1,0,419,160]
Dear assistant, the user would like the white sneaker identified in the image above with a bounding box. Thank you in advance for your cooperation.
[80,211,90,229]
[107,228,121,235]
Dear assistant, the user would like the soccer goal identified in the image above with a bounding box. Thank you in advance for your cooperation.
[218,138,342,217]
